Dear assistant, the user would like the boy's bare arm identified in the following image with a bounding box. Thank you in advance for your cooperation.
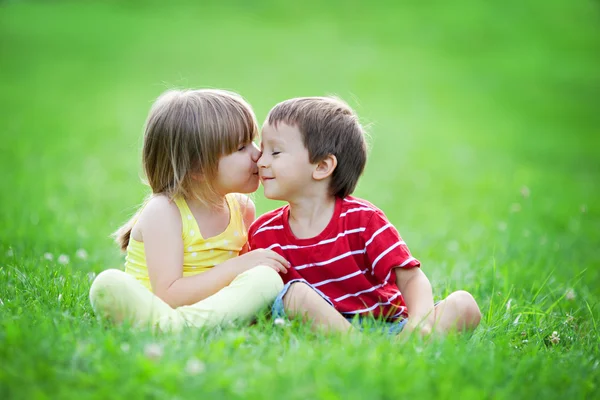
[394,267,435,334]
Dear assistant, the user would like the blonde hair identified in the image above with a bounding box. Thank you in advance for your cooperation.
[114,89,258,251]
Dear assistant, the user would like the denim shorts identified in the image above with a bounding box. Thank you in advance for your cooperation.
[271,279,409,335]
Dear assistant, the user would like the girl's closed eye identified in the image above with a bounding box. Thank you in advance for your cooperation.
[238,142,252,151]
[272,151,281,156]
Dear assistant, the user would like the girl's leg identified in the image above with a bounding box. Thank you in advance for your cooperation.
[282,282,354,333]
[89,269,186,331]
[432,290,481,333]
[175,265,283,329]
[90,266,282,332]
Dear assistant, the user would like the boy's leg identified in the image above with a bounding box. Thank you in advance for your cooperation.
[431,290,481,333]
[281,282,354,333]
[89,269,186,331]
[176,265,283,329]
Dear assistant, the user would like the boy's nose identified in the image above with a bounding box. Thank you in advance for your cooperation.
[257,152,267,168]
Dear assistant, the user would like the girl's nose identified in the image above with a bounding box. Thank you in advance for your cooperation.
[250,142,261,162]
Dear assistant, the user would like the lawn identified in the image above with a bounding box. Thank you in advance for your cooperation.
[1,1,599,399]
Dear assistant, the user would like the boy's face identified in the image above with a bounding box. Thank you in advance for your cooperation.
[258,123,315,201]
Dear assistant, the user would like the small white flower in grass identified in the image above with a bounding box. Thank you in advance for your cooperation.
[520,186,530,198]
[185,358,206,375]
[144,343,163,360]
[58,294,63,303]
[43,252,53,261]
[274,318,287,327]
[76,249,88,260]
[510,203,521,213]
[565,288,576,301]
[513,314,521,325]
[6,249,13,257]
[549,331,560,345]
[522,339,529,344]
[506,299,513,311]
[58,254,70,265]
[564,314,574,324]
[120,343,130,353]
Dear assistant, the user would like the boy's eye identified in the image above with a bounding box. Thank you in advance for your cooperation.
[272,151,280,156]
[238,145,246,151]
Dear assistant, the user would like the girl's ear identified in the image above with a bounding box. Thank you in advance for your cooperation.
[313,154,337,181]
[190,171,204,182]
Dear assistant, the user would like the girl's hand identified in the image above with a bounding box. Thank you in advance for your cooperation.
[236,249,290,274]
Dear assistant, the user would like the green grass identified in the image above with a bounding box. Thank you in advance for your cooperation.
[1,1,599,398]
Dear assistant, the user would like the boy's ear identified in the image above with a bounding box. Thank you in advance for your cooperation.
[313,154,337,181]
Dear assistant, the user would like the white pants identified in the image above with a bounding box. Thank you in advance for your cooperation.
[89,266,283,332]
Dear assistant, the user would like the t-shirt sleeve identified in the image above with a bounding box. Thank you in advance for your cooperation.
[362,209,420,283]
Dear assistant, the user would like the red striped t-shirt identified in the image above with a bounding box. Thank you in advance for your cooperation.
[248,196,420,321]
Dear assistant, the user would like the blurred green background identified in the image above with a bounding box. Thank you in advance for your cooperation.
[2,0,598,284]
[0,0,599,397]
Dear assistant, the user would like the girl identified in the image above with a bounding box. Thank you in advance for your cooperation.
[89,89,289,332]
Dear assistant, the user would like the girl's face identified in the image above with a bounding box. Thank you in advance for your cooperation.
[213,141,261,195]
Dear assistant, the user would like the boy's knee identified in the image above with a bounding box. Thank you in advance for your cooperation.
[242,265,284,297]
[282,281,313,309]
[454,290,481,326]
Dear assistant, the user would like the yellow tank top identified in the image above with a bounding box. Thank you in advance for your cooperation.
[124,194,247,290]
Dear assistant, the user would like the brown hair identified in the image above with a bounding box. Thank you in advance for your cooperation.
[266,97,367,198]
[114,89,258,251]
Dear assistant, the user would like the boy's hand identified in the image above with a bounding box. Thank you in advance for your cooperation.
[236,249,290,274]
[403,317,434,338]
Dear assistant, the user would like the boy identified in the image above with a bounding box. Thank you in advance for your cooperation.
[248,97,481,335]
